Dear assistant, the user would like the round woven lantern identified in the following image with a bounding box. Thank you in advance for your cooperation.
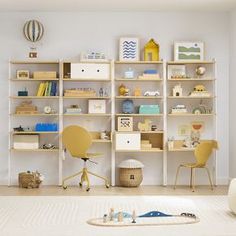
[118,159,144,187]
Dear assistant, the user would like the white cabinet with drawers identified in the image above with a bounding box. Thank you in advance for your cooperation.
[115,132,141,151]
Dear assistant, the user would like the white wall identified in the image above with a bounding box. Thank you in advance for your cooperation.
[0,12,230,185]
[230,9,236,179]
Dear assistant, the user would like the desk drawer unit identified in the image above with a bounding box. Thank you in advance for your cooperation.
[115,132,141,151]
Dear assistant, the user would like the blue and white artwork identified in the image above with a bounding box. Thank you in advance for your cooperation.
[119,38,139,61]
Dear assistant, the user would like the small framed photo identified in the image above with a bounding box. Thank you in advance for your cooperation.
[117,116,133,131]
[16,70,29,79]
[168,65,186,79]
[119,37,139,61]
[88,100,106,114]
[178,124,191,136]
[174,42,204,61]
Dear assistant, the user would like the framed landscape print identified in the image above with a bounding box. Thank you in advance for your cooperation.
[174,42,204,61]
[119,37,140,61]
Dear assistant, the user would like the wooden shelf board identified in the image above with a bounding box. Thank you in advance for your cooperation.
[115,96,163,99]
[10,148,59,152]
[116,148,163,153]
[168,148,194,152]
[167,78,215,81]
[63,113,111,117]
[12,131,59,134]
[10,96,59,99]
[63,78,111,82]
[92,139,112,143]
[63,96,110,99]
[115,114,163,117]
[167,60,215,65]
[115,78,163,81]
[62,60,111,64]
[11,113,59,116]
[10,60,59,64]
[140,131,164,134]
[167,96,215,99]
[115,61,163,64]
[11,78,59,81]
[168,113,215,117]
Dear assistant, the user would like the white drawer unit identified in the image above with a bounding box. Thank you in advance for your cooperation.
[70,63,110,79]
[115,132,141,151]
[13,134,39,149]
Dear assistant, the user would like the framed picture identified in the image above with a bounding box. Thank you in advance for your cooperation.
[117,116,133,131]
[174,42,204,61]
[167,65,186,79]
[119,37,139,61]
[178,124,191,136]
[16,70,29,79]
[88,100,106,114]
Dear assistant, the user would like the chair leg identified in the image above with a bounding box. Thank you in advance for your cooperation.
[205,167,214,190]
[62,170,83,189]
[190,168,193,189]
[192,168,196,192]
[87,170,110,187]
[174,165,182,189]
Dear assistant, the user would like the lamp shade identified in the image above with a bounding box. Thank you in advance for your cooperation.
[23,20,44,42]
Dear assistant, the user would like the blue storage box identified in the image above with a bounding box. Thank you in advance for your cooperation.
[35,123,58,132]
[139,105,160,114]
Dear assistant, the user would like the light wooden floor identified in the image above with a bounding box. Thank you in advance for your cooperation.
[0,185,228,196]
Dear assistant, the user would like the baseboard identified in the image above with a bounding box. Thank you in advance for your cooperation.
[217,177,231,185]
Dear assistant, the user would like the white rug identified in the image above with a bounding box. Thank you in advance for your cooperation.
[0,195,235,236]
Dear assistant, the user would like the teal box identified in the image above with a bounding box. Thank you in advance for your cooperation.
[139,105,160,114]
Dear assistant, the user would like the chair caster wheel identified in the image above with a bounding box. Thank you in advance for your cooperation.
[63,185,67,190]
[106,184,110,188]
[86,188,90,192]
[79,182,82,187]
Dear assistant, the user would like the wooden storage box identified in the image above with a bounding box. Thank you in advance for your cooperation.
[13,134,39,149]
[115,132,140,151]
[33,71,57,79]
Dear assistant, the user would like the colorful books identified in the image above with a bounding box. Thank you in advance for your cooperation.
[36,81,57,96]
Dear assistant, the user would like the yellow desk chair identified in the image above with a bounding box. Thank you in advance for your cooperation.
[62,125,110,191]
[174,140,218,192]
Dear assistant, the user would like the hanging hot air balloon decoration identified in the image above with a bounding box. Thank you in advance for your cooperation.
[23,20,44,58]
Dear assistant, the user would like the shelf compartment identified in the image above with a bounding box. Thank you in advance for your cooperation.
[168,113,215,117]
[63,113,111,117]
[11,78,59,81]
[63,78,111,82]
[115,114,163,117]
[167,96,215,99]
[167,78,215,81]
[115,78,163,81]
[10,96,59,99]
[115,61,163,64]
[63,96,111,99]
[10,148,59,152]
[115,96,163,99]
[90,131,112,143]
[141,132,163,150]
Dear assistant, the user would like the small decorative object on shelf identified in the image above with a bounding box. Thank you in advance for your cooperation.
[192,102,212,114]
[189,85,211,97]
[167,137,174,150]
[43,106,52,114]
[80,52,107,61]
[99,87,108,97]
[168,65,186,79]
[118,159,144,187]
[172,84,183,97]
[174,42,204,61]
[138,119,152,132]
[134,87,142,96]
[117,212,124,222]
[88,99,106,114]
[124,68,134,79]
[109,208,115,221]
[19,171,44,188]
[42,143,56,149]
[132,210,137,223]
[171,104,187,114]
[18,88,28,96]
[16,101,38,114]
[64,88,95,97]
[191,122,204,147]
[13,125,24,132]
[119,37,139,61]
[144,38,160,61]
[182,137,192,148]
[178,124,191,136]
[144,90,160,96]
[65,105,82,114]
[139,105,160,114]
[119,84,130,96]
[138,69,160,80]
[141,140,153,149]
[100,131,109,140]
[16,70,29,79]
[103,214,108,223]
[118,117,133,131]
[122,99,134,114]
[151,125,157,131]
[195,66,206,77]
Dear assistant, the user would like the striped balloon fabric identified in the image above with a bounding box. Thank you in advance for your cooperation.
[23,20,44,42]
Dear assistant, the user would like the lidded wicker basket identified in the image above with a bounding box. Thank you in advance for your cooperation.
[118,159,144,187]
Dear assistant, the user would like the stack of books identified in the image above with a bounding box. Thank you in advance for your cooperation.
[36,81,57,96]
[138,69,160,80]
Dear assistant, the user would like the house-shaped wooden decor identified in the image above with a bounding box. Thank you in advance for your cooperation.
[144,38,160,61]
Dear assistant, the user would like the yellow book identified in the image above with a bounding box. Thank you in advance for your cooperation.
[41,82,47,96]
[44,82,49,96]
[37,82,44,96]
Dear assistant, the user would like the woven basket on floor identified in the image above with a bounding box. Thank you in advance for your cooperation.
[118,159,144,187]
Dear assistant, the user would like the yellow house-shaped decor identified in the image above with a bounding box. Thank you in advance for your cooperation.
[144,38,160,61]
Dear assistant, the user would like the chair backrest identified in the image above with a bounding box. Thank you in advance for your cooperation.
[62,125,92,158]
[194,140,218,166]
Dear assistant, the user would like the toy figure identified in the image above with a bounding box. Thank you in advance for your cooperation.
[99,88,104,97]
[132,210,137,223]
[134,87,142,96]
[109,208,114,221]
[118,212,123,222]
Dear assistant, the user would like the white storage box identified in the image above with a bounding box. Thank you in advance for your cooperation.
[115,132,140,151]
[70,63,110,80]
[13,135,39,149]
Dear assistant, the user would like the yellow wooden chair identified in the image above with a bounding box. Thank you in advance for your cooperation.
[62,125,110,191]
[174,140,218,192]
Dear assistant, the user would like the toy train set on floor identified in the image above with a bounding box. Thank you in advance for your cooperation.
[87,208,199,227]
